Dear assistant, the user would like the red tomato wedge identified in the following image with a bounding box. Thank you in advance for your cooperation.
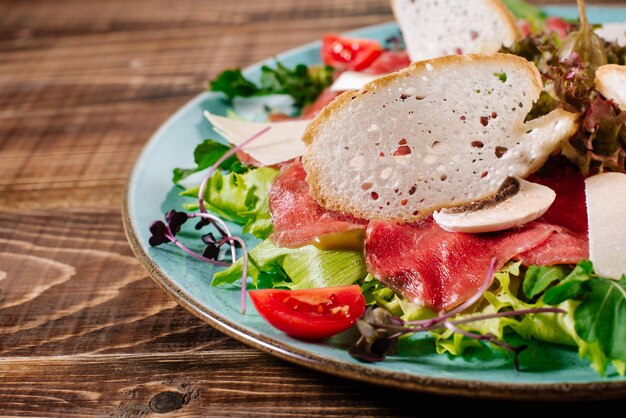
[249,285,366,340]
[321,35,383,71]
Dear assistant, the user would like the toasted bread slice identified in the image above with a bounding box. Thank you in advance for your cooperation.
[595,64,626,110]
[302,53,579,221]
[391,0,522,62]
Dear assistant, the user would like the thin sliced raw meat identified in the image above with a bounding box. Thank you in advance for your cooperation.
[269,159,367,247]
[365,218,557,311]
[300,88,341,119]
[527,160,588,235]
[363,51,411,74]
[517,228,588,266]
[521,159,589,265]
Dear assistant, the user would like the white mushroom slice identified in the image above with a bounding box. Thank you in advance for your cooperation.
[330,71,381,92]
[204,111,309,166]
[585,172,626,280]
[433,178,555,233]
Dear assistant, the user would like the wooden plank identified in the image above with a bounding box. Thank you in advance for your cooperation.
[2,353,623,416]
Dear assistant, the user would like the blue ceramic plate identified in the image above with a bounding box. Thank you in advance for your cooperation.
[124,6,626,399]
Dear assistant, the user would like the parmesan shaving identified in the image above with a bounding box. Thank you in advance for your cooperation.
[329,71,380,92]
[204,111,309,166]
[585,172,626,280]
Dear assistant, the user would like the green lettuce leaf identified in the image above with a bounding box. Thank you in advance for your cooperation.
[212,239,368,289]
[502,0,547,31]
[172,138,248,184]
[572,277,626,372]
[543,259,594,304]
[209,69,260,101]
[523,264,568,299]
[360,274,435,321]
[180,167,279,239]
[209,62,334,109]
[433,263,584,363]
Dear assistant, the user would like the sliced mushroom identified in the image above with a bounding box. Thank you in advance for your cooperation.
[433,178,556,233]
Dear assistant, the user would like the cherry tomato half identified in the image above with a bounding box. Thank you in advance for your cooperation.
[321,35,383,71]
[249,285,366,340]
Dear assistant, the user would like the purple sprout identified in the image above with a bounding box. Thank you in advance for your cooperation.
[148,127,271,314]
[349,258,565,368]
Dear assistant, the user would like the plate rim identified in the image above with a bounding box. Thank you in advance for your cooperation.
[122,13,626,400]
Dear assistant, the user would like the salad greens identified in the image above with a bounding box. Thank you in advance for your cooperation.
[173,138,248,184]
[502,0,626,175]
[180,165,278,239]
[353,260,626,375]
[502,0,548,31]
[213,239,367,289]
[210,62,334,109]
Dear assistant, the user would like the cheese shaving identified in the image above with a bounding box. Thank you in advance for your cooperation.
[329,71,380,92]
[204,111,309,165]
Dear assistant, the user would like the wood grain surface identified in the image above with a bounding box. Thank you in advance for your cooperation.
[1,0,625,415]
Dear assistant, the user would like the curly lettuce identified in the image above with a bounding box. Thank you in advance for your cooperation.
[213,238,367,289]
[180,167,278,239]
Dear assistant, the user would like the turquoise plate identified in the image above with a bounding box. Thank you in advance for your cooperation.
[123,6,626,400]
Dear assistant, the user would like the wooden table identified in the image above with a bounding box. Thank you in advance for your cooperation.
[1,0,624,415]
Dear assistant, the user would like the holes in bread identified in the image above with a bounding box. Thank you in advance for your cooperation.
[471,140,484,148]
[361,182,373,191]
[430,140,448,153]
[400,87,417,100]
[393,145,411,156]
[495,146,508,158]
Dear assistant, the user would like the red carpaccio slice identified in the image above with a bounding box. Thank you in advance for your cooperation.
[362,50,411,74]
[520,160,589,265]
[365,218,558,311]
[269,159,367,248]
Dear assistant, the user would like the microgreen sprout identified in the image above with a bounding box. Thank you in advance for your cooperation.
[349,258,565,368]
[149,127,271,314]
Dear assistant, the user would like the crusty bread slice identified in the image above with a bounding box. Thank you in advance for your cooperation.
[302,53,579,222]
[391,0,522,62]
[595,64,626,110]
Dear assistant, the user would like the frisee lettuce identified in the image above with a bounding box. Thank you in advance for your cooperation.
[213,238,367,289]
[361,260,625,376]
[180,167,278,239]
